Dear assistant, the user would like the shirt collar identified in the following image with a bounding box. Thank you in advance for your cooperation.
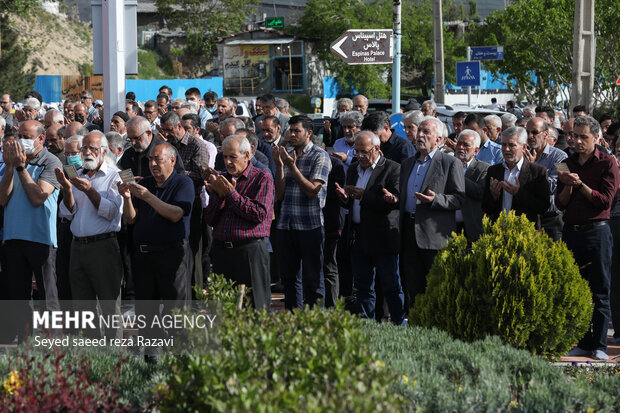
[300,140,314,154]
[357,155,381,174]
[464,158,474,169]
[503,156,525,172]
[180,132,191,146]
[80,160,111,177]
[416,147,438,163]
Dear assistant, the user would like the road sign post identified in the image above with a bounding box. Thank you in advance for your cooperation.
[330,29,394,65]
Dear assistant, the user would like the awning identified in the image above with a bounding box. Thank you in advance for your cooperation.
[225,38,295,46]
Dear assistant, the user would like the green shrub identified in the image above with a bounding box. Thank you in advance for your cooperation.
[412,211,592,358]
[158,305,405,412]
[194,272,251,316]
[367,322,620,412]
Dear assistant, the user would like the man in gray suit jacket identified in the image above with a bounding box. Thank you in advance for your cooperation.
[454,129,490,242]
[395,117,465,309]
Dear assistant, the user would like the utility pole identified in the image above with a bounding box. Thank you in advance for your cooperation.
[571,0,595,113]
[102,0,126,132]
[466,46,471,107]
[392,0,401,115]
[433,0,445,103]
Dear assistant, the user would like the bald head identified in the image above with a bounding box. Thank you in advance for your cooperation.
[44,109,64,129]
[65,121,88,138]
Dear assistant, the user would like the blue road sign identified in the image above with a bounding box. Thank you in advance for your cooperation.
[456,61,481,87]
[390,113,406,138]
[470,46,504,60]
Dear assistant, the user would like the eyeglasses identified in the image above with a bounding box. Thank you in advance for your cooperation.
[80,96,90,100]
[128,132,146,142]
[528,129,546,136]
[356,147,375,157]
[80,146,101,153]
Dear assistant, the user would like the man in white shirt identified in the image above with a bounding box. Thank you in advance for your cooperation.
[56,130,124,339]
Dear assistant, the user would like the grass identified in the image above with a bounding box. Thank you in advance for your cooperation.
[366,321,620,412]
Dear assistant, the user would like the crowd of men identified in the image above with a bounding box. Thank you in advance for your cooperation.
[0,87,619,361]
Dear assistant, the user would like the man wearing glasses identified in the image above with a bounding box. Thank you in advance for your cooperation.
[143,100,160,134]
[55,131,124,339]
[524,117,568,241]
[119,116,184,179]
[80,90,98,123]
[335,131,405,325]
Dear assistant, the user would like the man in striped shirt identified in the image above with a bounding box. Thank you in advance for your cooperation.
[204,134,275,310]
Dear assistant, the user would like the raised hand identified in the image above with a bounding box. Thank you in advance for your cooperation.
[382,188,398,204]
[414,189,435,204]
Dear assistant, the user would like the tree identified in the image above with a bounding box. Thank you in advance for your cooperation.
[155,0,259,76]
[0,20,36,98]
[469,0,620,111]
[291,0,466,99]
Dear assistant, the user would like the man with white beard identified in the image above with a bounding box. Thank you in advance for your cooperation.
[56,130,124,339]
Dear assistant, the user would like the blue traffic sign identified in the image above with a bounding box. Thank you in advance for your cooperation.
[470,46,504,60]
[390,113,406,138]
[456,61,481,87]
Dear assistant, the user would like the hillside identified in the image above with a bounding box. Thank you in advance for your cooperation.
[10,11,93,76]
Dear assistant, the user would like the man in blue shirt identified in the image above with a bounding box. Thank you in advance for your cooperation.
[119,142,194,362]
[465,113,503,165]
[0,120,62,342]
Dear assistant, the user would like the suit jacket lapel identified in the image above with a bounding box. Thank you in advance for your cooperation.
[518,159,530,186]
[366,156,385,191]
[465,158,477,179]
[420,152,441,192]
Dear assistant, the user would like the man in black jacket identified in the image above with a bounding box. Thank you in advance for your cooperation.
[336,131,405,325]
[482,126,550,227]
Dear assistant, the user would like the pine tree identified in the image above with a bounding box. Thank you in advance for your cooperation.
[0,19,36,98]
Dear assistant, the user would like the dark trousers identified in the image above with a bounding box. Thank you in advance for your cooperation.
[4,240,59,342]
[211,239,271,310]
[133,240,190,341]
[279,227,325,310]
[337,215,354,297]
[70,237,123,339]
[202,223,213,278]
[189,197,203,291]
[563,223,613,352]
[541,212,564,241]
[56,219,73,302]
[400,215,438,310]
[269,225,280,284]
[323,236,339,307]
[610,217,620,338]
[351,239,405,325]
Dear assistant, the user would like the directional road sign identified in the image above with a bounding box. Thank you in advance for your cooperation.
[390,113,405,138]
[616,75,620,85]
[456,61,481,87]
[330,29,393,65]
[470,46,504,60]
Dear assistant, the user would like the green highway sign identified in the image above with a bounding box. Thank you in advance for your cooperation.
[266,17,284,29]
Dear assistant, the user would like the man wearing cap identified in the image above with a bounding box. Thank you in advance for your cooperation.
[110,111,128,140]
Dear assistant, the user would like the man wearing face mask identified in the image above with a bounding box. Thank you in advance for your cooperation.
[74,104,101,132]
[0,120,63,342]
[55,131,124,339]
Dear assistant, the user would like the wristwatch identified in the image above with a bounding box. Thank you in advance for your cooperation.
[15,166,24,172]
[575,182,584,191]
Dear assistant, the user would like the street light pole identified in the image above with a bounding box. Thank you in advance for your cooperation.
[392,0,401,114]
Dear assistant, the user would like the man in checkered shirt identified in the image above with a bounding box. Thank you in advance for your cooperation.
[273,115,331,310]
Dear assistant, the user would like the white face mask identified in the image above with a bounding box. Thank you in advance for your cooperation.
[19,139,36,155]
